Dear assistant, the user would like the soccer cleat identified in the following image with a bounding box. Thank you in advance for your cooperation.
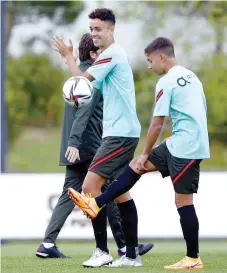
[35,244,70,259]
[68,188,100,219]
[83,248,113,268]
[105,254,142,267]
[164,256,204,270]
[138,243,154,256]
[118,243,154,257]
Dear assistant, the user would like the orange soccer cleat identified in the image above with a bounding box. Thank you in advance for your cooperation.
[68,188,101,219]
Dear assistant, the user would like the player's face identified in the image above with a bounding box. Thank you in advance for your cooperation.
[90,19,114,49]
[146,52,165,75]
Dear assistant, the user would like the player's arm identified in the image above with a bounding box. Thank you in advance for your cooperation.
[66,88,100,163]
[52,37,94,81]
[143,86,171,154]
[142,116,165,155]
[52,37,115,83]
[136,85,171,170]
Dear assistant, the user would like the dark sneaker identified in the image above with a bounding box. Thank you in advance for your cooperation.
[138,243,154,256]
[36,243,70,259]
[118,243,154,257]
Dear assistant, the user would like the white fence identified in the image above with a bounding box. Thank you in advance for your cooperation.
[1,172,227,239]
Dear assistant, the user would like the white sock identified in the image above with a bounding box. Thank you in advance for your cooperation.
[120,246,126,252]
[42,242,54,248]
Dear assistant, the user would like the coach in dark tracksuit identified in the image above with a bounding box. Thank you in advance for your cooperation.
[36,34,153,259]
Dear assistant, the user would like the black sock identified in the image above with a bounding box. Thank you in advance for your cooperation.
[118,199,138,259]
[96,167,141,208]
[91,206,109,253]
[178,205,199,258]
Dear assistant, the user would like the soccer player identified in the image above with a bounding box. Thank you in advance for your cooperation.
[52,9,143,267]
[36,33,153,260]
[69,37,210,269]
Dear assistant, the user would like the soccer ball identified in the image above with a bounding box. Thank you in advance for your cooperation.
[62,76,93,107]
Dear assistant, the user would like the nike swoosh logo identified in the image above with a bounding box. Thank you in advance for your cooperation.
[184,262,200,269]
[191,262,200,268]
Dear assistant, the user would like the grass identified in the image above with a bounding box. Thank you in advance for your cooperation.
[1,240,227,273]
[7,127,227,172]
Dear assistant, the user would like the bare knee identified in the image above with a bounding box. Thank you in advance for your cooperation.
[82,183,101,197]
[175,193,193,209]
[82,171,106,197]
[114,191,132,204]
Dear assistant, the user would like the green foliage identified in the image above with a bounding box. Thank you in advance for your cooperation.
[197,53,227,142]
[6,54,67,146]
[6,1,85,45]
[133,68,157,135]
[6,60,29,146]
[7,1,84,25]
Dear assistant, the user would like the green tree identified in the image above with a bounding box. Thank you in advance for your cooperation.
[197,54,227,143]
[5,1,84,45]
[6,58,29,146]
[174,1,227,53]
[6,54,68,146]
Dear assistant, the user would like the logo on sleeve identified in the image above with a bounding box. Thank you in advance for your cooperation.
[156,89,163,102]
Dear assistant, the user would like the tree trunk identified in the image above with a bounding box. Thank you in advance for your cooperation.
[214,22,224,54]
[6,9,15,47]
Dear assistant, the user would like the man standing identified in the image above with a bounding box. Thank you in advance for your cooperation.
[52,8,143,267]
[36,33,153,260]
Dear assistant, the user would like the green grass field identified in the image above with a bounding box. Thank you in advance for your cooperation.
[2,240,227,273]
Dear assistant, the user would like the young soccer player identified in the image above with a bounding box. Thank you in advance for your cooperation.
[40,32,152,261]
[70,37,210,269]
[52,9,143,267]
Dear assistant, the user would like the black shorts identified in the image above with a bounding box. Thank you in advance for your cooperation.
[88,137,139,180]
[148,142,202,194]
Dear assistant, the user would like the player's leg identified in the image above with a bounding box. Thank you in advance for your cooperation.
[103,181,154,257]
[36,164,87,258]
[95,159,156,208]
[101,142,170,267]
[102,181,126,254]
[76,170,113,268]
[83,171,111,260]
[70,142,168,217]
[164,158,203,270]
[69,137,144,267]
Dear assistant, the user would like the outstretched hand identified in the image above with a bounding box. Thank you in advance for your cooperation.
[52,36,74,58]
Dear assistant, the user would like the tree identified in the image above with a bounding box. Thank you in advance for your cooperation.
[6,53,68,147]
[197,54,227,143]
[5,1,84,46]
[118,1,227,54]
[174,1,227,54]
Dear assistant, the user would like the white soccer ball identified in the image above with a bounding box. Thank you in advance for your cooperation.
[62,76,93,107]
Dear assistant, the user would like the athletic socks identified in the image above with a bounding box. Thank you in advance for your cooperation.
[95,167,141,208]
[42,242,54,248]
[178,205,199,258]
[91,206,109,253]
[118,199,138,259]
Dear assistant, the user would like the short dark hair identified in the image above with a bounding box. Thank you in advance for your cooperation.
[78,33,99,61]
[89,8,116,25]
[145,37,175,57]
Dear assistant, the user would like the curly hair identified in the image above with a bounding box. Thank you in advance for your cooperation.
[78,33,99,61]
[145,37,175,57]
[89,8,116,25]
